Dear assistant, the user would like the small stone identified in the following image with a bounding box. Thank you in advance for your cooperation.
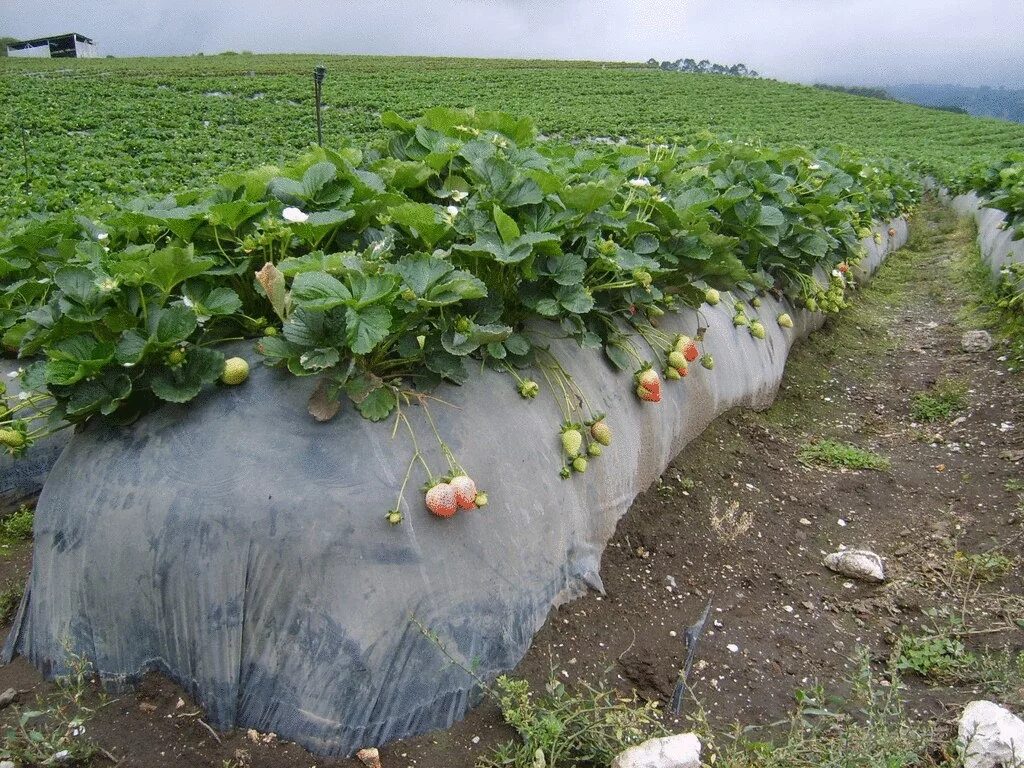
[799,517,812,526]
[726,643,739,653]
[0,688,16,709]
[961,330,993,353]
[0,761,14,768]
[959,700,1024,768]
[824,549,885,583]
[611,733,702,768]
[356,747,382,768]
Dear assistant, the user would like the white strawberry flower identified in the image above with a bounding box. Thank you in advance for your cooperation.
[96,232,109,241]
[628,177,651,188]
[449,189,468,202]
[446,205,460,217]
[809,163,821,170]
[282,206,309,223]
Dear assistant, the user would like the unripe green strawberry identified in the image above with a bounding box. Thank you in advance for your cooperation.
[805,297,818,312]
[385,510,403,525]
[704,288,720,305]
[733,313,749,327]
[733,300,745,313]
[632,268,652,288]
[588,442,602,457]
[749,321,766,339]
[474,491,488,508]
[518,380,540,399]
[873,232,883,244]
[668,350,687,370]
[561,427,583,456]
[572,456,588,473]
[167,348,186,366]
[701,354,715,370]
[751,297,761,309]
[0,429,25,449]
[590,420,612,446]
[455,316,472,333]
[265,326,278,336]
[401,288,416,301]
[560,466,572,479]
[777,313,794,328]
[221,357,249,385]
[665,367,681,381]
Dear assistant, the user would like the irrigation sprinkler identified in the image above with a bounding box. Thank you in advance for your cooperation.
[313,66,327,146]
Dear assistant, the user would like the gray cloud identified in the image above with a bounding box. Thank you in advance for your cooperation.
[4,0,1021,86]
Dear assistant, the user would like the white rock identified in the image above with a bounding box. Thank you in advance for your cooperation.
[1,760,14,768]
[962,330,993,353]
[611,733,702,768]
[959,700,1024,768]
[823,549,885,583]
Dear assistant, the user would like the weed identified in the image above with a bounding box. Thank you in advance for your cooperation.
[1005,478,1024,493]
[0,579,23,623]
[1,649,101,765]
[895,631,975,680]
[479,675,665,768]
[0,505,33,547]
[911,378,968,422]
[692,651,952,767]
[797,439,890,470]
[709,496,754,543]
[953,550,1016,582]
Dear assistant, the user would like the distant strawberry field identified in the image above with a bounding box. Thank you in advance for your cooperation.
[2,54,1023,221]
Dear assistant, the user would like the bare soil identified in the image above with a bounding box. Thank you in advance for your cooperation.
[0,200,1020,767]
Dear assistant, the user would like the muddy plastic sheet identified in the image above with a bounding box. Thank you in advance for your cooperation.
[3,221,907,757]
[0,361,71,513]
[949,192,1024,276]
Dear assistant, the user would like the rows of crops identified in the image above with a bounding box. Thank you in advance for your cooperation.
[1,53,1021,511]
[3,55,1024,221]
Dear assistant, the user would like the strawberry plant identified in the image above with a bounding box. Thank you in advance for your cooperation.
[0,107,923,461]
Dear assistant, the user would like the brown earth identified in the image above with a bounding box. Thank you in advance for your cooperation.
[0,199,1020,767]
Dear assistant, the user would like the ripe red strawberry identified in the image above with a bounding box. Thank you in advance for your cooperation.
[635,384,661,402]
[449,475,478,510]
[888,227,896,237]
[635,368,661,402]
[425,483,458,518]
[675,335,699,363]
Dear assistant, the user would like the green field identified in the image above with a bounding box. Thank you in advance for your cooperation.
[4,54,1024,219]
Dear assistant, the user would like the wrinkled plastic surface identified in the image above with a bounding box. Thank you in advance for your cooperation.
[0,361,71,513]
[3,222,907,756]
[949,193,1024,275]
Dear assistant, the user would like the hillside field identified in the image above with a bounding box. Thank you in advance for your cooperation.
[3,54,1024,221]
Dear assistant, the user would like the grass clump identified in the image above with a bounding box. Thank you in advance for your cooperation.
[695,653,952,767]
[797,439,890,471]
[0,505,33,547]
[910,379,968,422]
[480,675,665,768]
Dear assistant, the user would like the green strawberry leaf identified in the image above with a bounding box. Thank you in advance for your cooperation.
[345,304,391,354]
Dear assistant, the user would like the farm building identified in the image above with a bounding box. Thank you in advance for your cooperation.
[6,33,97,58]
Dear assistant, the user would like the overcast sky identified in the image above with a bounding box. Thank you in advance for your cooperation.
[3,0,1022,87]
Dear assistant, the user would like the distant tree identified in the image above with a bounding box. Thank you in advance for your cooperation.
[649,56,760,78]
[0,36,18,56]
